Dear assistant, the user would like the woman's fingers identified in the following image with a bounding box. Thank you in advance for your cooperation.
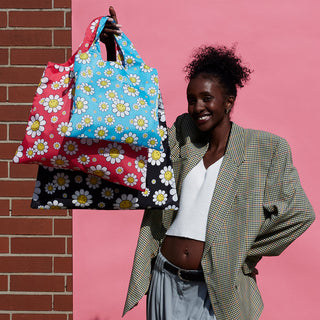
[108,6,118,24]
[100,9,122,44]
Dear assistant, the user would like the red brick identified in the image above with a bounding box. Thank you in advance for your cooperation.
[0,218,52,235]
[13,315,67,320]
[10,163,38,179]
[0,67,43,84]
[0,314,10,320]
[11,49,65,65]
[0,161,8,178]
[9,123,27,141]
[66,275,72,292]
[0,294,51,311]
[0,30,52,46]
[54,30,71,46]
[9,11,64,28]
[0,11,6,27]
[0,142,20,159]
[8,86,37,103]
[0,0,52,9]
[66,48,72,59]
[0,105,31,122]
[0,256,52,273]
[0,199,9,216]
[0,48,8,64]
[0,275,8,290]
[11,275,65,292]
[12,237,65,254]
[0,86,6,102]
[0,237,9,253]
[54,218,72,235]
[12,199,68,216]
[0,124,7,140]
[68,315,72,320]
[54,0,71,8]
[66,11,71,28]
[54,257,72,273]
[53,294,72,311]
[0,180,35,197]
[67,237,72,254]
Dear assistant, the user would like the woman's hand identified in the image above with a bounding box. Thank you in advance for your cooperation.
[100,6,122,61]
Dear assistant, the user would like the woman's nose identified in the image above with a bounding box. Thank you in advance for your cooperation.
[194,100,204,112]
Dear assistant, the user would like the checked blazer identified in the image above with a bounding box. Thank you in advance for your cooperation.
[123,114,315,319]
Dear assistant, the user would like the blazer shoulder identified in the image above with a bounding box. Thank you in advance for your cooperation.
[243,127,291,157]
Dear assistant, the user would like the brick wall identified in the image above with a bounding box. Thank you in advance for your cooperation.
[0,1,73,319]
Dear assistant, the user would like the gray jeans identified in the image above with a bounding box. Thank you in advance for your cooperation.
[147,251,216,320]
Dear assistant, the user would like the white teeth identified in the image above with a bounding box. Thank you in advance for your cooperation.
[198,115,210,120]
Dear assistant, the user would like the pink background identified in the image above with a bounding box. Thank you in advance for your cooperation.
[72,1,320,319]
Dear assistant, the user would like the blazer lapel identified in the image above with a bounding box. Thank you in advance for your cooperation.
[203,123,246,256]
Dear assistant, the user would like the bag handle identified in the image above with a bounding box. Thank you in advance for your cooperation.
[65,16,105,66]
[92,16,146,70]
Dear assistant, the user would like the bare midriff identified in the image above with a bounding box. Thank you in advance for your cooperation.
[160,235,205,270]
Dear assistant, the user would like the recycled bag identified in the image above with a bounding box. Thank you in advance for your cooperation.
[69,16,163,151]
[31,96,179,210]
[12,17,148,191]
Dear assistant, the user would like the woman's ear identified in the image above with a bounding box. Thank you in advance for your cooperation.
[225,96,235,114]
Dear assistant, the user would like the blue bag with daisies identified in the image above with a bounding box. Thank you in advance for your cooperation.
[69,16,162,151]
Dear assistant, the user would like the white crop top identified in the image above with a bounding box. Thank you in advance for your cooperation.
[166,157,223,242]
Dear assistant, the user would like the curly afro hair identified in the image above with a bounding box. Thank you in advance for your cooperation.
[184,45,252,98]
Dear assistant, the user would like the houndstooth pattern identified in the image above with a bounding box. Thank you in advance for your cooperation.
[123,114,315,319]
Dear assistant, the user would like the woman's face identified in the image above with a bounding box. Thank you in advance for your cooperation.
[187,74,233,133]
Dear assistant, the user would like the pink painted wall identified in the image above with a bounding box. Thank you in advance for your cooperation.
[72,1,320,319]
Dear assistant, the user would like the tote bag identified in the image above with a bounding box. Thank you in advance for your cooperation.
[12,17,148,191]
[31,95,179,210]
[68,16,163,151]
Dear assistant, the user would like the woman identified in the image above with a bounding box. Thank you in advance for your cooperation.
[102,7,315,320]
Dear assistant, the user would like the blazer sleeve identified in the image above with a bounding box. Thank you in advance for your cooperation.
[247,137,315,259]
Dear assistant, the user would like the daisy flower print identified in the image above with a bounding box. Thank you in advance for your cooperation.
[86,174,102,189]
[43,95,64,113]
[98,101,109,112]
[97,78,111,89]
[121,132,138,145]
[112,99,130,118]
[26,114,46,138]
[80,83,94,95]
[148,149,165,166]
[37,76,48,95]
[76,52,91,64]
[63,141,78,155]
[74,97,88,114]
[88,165,110,180]
[104,142,125,164]
[72,189,93,207]
[123,173,138,187]
[94,126,108,139]
[34,139,49,155]
[128,74,141,86]
[153,190,168,206]
[53,172,70,190]
[113,194,139,210]
[133,115,148,131]
[123,84,139,97]
[105,90,118,101]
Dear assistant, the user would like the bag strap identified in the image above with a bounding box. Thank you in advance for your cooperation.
[65,16,105,66]
[92,16,145,69]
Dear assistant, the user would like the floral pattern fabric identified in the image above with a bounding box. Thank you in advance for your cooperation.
[13,16,148,191]
[68,16,162,151]
[31,96,179,210]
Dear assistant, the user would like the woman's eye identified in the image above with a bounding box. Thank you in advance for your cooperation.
[203,96,213,102]
[187,99,196,105]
